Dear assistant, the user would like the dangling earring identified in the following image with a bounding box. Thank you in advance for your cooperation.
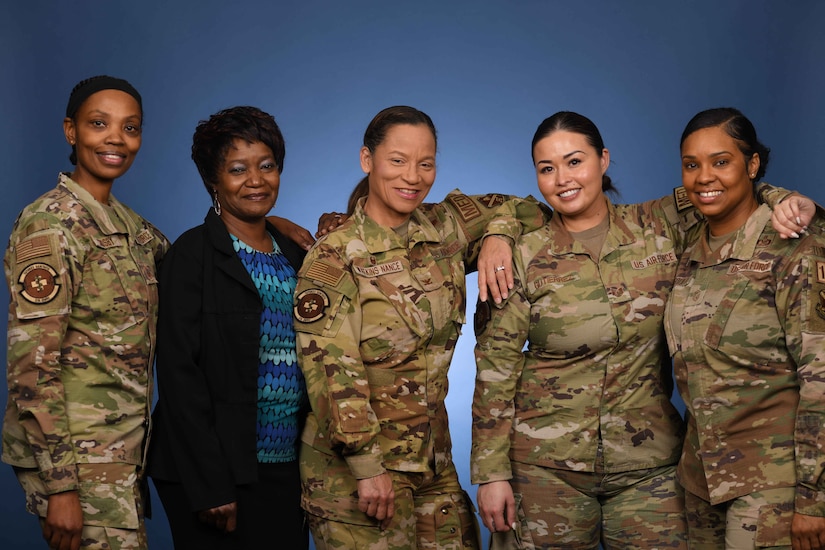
[212,190,222,215]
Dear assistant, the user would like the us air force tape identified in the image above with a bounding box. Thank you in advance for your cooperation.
[295,288,329,323]
[18,263,60,304]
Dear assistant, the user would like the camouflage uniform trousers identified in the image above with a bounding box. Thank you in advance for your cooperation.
[489,460,687,550]
[301,442,480,549]
[684,487,795,549]
[15,465,148,550]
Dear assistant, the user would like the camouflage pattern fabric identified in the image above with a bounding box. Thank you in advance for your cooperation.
[665,203,825,529]
[301,442,479,549]
[294,190,541,547]
[21,467,149,549]
[684,487,795,549]
[472,194,703,485]
[487,461,685,550]
[4,173,168,536]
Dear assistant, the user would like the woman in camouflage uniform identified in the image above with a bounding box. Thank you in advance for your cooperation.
[293,106,532,549]
[664,108,825,549]
[3,76,169,550]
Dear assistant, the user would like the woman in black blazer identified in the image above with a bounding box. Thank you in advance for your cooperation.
[148,106,308,549]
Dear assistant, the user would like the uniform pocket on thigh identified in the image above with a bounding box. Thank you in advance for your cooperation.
[78,480,140,529]
[490,492,535,550]
[754,502,793,547]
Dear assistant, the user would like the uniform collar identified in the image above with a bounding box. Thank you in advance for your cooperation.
[545,197,636,257]
[58,172,128,235]
[690,203,772,265]
[351,198,441,254]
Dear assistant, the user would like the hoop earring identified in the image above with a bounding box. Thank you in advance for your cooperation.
[212,190,222,216]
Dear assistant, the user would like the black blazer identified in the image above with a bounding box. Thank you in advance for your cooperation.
[148,209,307,512]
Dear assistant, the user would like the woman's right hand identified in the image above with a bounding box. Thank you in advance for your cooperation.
[772,194,817,239]
[357,472,395,529]
[197,501,238,533]
[316,212,347,238]
[478,236,515,304]
[43,491,83,550]
[477,480,516,533]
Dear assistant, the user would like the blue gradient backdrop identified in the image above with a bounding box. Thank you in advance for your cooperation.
[2,1,823,548]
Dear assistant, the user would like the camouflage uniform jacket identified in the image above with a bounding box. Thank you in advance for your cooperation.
[665,203,825,515]
[471,195,703,484]
[295,190,537,480]
[3,173,169,497]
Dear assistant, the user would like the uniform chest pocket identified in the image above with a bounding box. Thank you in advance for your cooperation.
[701,276,748,350]
[81,237,142,335]
[420,249,466,328]
[701,272,782,357]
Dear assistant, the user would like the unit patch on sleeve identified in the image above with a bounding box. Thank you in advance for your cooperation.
[295,289,330,323]
[18,263,61,304]
[478,194,506,209]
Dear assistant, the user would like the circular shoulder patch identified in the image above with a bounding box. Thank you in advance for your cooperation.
[294,288,330,323]
[18,263,61,304]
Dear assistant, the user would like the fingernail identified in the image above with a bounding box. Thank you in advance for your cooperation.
[791,231,800,239]
[796,217,802,225]
[511,522,517,531]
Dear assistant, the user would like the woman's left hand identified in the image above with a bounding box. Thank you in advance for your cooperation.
[478,236,514,304]
[197,501,238,534]
[267,215,315,250]
[772,194,817,239]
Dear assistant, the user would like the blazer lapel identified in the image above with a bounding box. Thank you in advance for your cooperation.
[204,209,258,294]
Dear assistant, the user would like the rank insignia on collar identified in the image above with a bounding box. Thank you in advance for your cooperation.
[294,289,329,323]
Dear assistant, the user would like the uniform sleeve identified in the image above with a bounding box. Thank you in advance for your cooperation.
[294,245,385,479]
[482,194,549,249]
[471,257,531,484]
[755,182,794,208]
[756,182,825,232]
[4,214,82,494]
[438,190,548,270]
[643,190,704,257]
[781,233,825,516]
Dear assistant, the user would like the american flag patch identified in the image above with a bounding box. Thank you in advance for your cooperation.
[305,261,345,287]
[16,235,52,263]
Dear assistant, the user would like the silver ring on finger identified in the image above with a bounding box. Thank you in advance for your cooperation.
[495,265,506,272]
